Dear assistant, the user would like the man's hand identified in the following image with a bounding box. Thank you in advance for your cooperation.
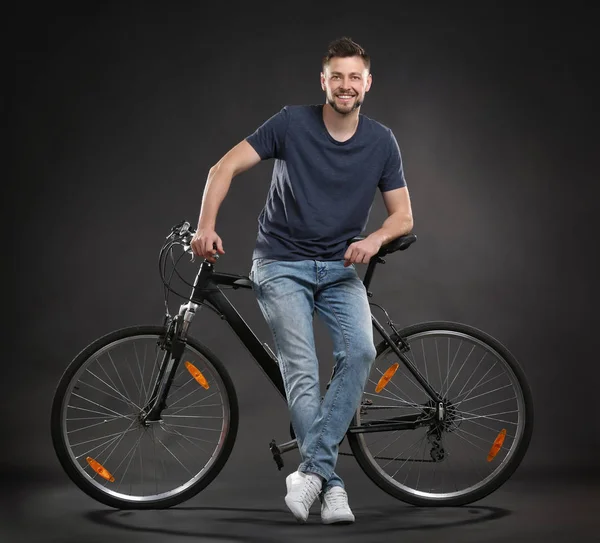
[191,228,225,263]
[343,236,382,267]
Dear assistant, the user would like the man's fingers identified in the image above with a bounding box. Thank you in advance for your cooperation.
[343,248,373,266]
[199,238,223,262]
[204,240,216,259]
[344,247,355,266]
[192,238,202,256]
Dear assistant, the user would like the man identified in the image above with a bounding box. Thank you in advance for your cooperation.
[191,37,413,524]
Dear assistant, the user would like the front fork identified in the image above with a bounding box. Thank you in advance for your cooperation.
[140,301,199,424]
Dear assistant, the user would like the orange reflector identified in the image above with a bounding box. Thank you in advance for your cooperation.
[185,361,209,389]
[86,457,115,482]
[375,363,399,393]
[487,429,507,462]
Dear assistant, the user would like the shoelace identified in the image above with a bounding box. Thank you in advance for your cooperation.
[300,476,322,504]
[325,489,349,511]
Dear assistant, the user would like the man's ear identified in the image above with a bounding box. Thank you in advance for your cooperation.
[320,72,326,91]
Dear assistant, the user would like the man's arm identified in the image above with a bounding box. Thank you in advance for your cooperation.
[370,186,414,246]
[192,140,261,261]
[344,186,414,266]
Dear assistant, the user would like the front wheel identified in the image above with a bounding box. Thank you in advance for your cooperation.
[347,321,534,506]
[51,325,239,509]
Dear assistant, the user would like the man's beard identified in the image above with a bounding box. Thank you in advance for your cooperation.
[326,93,363,115]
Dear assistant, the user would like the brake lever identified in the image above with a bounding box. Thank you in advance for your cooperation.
[182,242,195,262]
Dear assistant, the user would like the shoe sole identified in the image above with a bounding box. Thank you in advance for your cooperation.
[285,495,309,523]
[322,515,355,525]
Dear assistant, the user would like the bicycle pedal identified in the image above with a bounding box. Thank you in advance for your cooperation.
[269,439,284,471]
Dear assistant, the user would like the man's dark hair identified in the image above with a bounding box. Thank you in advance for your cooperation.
[322,37,371,71]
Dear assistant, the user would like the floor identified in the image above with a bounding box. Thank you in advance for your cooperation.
[3,462,598,543]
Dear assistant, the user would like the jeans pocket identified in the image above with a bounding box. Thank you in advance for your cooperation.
[255,257,279,269]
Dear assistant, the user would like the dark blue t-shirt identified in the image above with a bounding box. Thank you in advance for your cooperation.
[246,104,407,261]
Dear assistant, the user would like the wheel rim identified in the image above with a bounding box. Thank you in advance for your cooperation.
[355,329,526,500]
[60,334,231,503]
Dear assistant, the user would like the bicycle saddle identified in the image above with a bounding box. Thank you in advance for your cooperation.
[347,233,417,257]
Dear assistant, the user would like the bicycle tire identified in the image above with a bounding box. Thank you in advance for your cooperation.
[51,325,239,509]
[347,320,534,506]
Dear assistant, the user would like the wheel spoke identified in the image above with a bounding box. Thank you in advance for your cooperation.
[70,393,132,421]
[352,325,529,504]
[56,330,235,505]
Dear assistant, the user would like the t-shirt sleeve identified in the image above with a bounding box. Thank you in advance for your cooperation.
[378,129,407,192]
[245,106,290,160]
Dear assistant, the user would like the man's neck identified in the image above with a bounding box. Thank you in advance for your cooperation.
[322,103,360,141]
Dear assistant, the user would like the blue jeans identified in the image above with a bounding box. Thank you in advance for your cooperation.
[250,258,377,491]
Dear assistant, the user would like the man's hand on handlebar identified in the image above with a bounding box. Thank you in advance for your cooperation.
[191,228,225,264]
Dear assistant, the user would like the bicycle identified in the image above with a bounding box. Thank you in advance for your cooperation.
[51,220,534,510]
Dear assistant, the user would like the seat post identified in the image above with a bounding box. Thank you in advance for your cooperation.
[362,256,384,295]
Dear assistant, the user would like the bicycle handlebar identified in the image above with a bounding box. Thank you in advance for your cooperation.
[166,221,220,261]
[165,220,416,263]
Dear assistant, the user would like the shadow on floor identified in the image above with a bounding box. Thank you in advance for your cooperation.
[84,503,511,541]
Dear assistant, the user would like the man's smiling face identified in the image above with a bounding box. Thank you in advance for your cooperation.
[321,56,372,114]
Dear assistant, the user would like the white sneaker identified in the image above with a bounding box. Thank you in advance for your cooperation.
[284,470,323,522]
[320,486,355,524]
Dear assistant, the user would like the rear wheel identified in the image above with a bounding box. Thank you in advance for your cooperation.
[348,321,533,506]
[51,325,238,509]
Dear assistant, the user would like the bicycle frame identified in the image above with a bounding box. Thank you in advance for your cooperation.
[54,222,532,508]
[143,256,444,431]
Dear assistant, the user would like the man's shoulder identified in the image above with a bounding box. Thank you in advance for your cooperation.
[280,104,321,117]
[270,105,321,133]
[360,113,394,137]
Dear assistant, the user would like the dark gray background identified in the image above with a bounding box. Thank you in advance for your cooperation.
[8,1,598,493]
